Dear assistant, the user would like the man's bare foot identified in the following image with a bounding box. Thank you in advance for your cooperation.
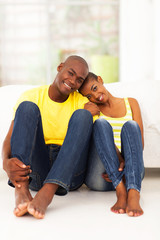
[111,181,127,214]
[27,183,58,219]
[14,182,33,217]
[126,189,143,217]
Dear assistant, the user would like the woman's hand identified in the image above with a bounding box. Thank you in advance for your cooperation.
[84,102,100,116]
[102,146,125,183]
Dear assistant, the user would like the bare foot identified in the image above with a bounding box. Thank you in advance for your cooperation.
[14,183,33,217]
[111,181,127,214]
[27,183,58,219]
[126,189,143,217]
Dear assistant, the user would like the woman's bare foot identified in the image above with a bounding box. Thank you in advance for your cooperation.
[27,183,58,219]
[111,181,127,214]
[14,182,33,217]
[126,189,143,217]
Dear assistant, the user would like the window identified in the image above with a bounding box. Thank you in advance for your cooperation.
[0,0,119,86]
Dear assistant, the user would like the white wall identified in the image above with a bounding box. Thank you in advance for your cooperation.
[154,0,160,81]
[119,0,159,82]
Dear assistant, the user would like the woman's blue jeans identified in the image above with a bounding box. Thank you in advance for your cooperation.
[10,101,93,195]
[85,119,144,192]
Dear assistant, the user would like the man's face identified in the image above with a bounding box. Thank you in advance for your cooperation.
[55,59,89,95]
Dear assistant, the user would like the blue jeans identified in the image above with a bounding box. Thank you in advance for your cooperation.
[85,119,144,192]
[10,101,93,195]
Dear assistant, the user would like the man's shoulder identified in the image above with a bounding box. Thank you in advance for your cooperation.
[22,85,49,96]
[72,91,88,100]
[70,91,88,107]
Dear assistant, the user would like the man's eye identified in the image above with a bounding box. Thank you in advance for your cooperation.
[69,71,73,76]
[87,95,91,99]
[77,79,83,84]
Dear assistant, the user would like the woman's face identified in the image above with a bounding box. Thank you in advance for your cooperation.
[80,79,108,104]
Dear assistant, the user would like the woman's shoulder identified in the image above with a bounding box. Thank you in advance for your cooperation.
[127,97,139,105]
[127,98,141,112]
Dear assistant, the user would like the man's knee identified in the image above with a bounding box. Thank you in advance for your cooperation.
[16,101,40,117]
[85,176,113,191]
[71,109,93,126]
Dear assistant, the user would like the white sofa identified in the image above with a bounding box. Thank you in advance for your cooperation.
[0,82,160,168]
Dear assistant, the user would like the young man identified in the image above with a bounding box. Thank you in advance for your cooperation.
[2,56,99,219]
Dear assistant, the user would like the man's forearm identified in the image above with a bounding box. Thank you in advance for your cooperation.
[2,138,11,171]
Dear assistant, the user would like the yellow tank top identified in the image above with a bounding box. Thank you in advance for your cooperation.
[99,98,132,151]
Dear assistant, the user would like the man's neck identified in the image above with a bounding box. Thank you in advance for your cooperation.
[48,84,69,103]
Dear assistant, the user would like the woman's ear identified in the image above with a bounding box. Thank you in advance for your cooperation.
[57,63,64,72]
[97,76,104,84]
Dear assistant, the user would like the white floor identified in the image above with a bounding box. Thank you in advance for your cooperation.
[0,168,160,240]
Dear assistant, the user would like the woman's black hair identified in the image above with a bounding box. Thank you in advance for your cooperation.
[79,72,98,93]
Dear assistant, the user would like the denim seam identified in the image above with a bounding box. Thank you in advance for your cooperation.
[127,184,140,193]
[122,124,136,188]
[43,179,70,191]
[28,111,40,166]
[74,168,86,177]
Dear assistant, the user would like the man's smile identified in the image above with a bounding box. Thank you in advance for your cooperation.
[64,82,72,90]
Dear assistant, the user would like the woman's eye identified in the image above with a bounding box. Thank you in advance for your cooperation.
[93,86,97,91]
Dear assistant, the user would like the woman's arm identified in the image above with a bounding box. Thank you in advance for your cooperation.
[128,98,144,148]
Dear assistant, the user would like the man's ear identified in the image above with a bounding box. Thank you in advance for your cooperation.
[57,63,64,72]
[97,76,104,84]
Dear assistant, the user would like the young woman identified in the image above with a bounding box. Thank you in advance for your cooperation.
[79,72,144,217]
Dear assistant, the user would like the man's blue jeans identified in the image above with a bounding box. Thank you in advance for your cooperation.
[10,101,93,195]
[85,119,144,192]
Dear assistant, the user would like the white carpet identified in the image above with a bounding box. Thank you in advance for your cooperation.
[0,168,160,240]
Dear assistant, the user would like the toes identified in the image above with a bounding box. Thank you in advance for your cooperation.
[18,202,28,210]
[127,210,143,217]
[27,205,44,219]
[119,208,125,214]
[14,206,28,217]
[35,211,44,219]
[13,208,19,216]
[111,207,125,214]
[127,210,134,217]
[27,204,35,215]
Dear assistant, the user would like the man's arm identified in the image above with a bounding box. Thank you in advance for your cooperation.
[2,120,31,188]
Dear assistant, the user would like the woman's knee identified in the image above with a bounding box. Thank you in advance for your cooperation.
[94,118,112,133]
[122,120,141,134]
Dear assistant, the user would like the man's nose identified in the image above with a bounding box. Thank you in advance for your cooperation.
[69,76,76,85]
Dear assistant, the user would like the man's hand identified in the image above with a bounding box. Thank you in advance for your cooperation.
[3,158,31,188]
[84,102,100,116]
